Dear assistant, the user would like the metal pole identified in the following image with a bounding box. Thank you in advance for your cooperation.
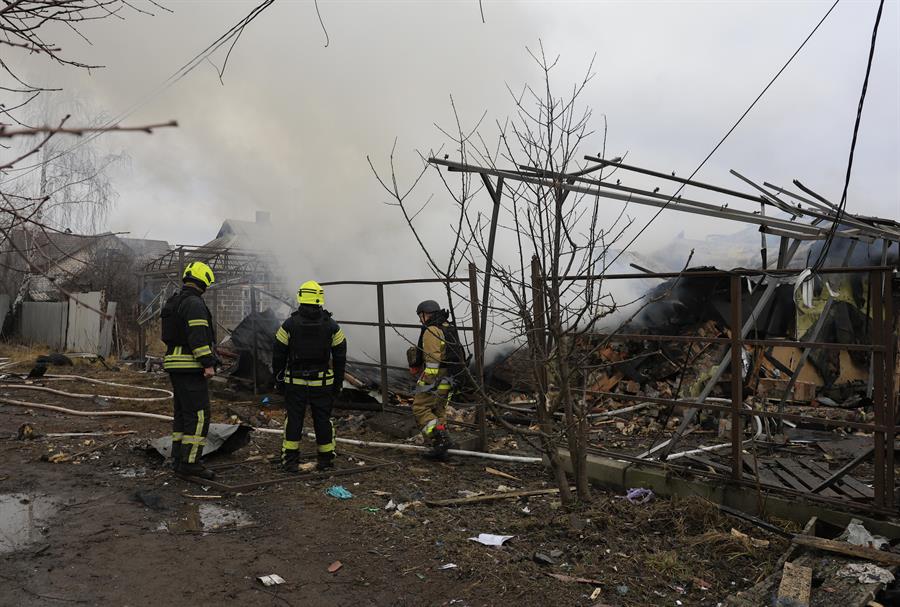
[468,262,486,451]
[136,275,146,362]
[479,174,504,351]
[250,286,258,396]
[881,268,894,509]
[729,274,744,481]
[376,283,389,411]
[871,270,885,507]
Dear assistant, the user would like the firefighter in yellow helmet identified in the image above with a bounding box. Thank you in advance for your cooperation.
[272,281,347,472]
[161,261,218,480]
[407,300,464,460]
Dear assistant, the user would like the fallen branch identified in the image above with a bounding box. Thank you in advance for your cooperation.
[425,487,568,507]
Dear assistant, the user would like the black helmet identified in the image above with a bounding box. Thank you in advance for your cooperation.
[416,300,441,315]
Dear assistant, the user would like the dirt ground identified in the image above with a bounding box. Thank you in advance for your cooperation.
[0,353,790,606]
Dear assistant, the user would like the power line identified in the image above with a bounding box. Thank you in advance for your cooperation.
[811,0,885,271]
[604,0,841,271]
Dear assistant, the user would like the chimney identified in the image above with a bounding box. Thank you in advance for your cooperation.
[255,211,271,224]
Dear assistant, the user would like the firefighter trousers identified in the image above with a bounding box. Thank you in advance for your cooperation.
[282,385,335,463]
[169,372,211,464]
[412,377,452,436]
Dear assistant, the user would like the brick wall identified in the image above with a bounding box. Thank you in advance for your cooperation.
[209,284,290,333]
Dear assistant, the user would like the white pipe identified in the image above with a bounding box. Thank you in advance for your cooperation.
[0,398,173,420]
[251,427,541,463]
[0,398,541,464]
[666,408,764,461]
[0,374,173,401]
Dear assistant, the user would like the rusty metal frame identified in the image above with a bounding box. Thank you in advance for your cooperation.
[319,263,487,450]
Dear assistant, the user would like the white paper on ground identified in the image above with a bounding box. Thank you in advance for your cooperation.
[468,533,514,546]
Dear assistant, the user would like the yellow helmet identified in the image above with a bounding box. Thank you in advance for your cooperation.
[183,261,215,289]
[297,280,325,306]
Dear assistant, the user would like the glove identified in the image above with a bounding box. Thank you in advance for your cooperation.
[409,366,422,377]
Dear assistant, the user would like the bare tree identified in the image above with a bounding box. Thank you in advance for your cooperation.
[372,45,644,505]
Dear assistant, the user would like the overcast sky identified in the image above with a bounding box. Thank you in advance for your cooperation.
[7,0,899,284]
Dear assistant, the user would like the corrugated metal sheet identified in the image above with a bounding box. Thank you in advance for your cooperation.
[66,292,102,352]
[20,301,68,350]
[99,301,117,357]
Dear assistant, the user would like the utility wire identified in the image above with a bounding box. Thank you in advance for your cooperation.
[811,0,885,271]
[603,0,841,272]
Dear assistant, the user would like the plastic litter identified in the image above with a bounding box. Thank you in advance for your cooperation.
[619,488,653,504]
[841,519,889,550]
[468,533,514,546]
[325,485,353,500]
[257,574,285,586]
[837,563,895,584]
[327,560,343,573]
[439,563,458,570]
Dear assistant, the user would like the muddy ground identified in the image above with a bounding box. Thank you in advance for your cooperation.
[0,354,790,606]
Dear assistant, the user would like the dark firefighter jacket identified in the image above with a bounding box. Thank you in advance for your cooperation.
[272,306,347,387]
[161,286,216,372]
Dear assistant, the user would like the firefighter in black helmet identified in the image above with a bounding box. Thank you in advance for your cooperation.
[161,261,217,480]
[407,299,464,459]
[272,281,347,473]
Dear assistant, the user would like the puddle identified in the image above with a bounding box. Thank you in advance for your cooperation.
[0,493,60,554]
[159,503,254,534]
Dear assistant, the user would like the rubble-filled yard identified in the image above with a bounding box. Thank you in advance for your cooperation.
[0,352,801,607]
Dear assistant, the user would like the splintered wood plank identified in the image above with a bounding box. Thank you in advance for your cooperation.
[802,459,874,500]
[792,534,900,566]
[776,561,812,607]
[776,458,842,498]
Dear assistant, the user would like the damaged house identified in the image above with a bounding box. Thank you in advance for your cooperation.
[0,228,171,353]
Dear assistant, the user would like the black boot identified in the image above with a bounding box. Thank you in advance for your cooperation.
[178,443,216,480]
[282,449,300,474]
[424,426,452,461]
[170,440,183,473]
[316,452,335,471]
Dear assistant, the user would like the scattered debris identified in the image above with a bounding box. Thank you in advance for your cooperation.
[533,552,556,566]
[544,573,604,585]
[618,487,653,504]
[327,560,343,573]
[150,423,250,459]
[438,563,458,570]
[484,467,521,482]
[730,528,770,549]
[427,488,564,507]
[837,563,895,585]
[468,533,514,547]
[16,423,37,440]
[776,561,812,606]
[325,485,353,500]
[842,519,889,550]
[257,574,286,586]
